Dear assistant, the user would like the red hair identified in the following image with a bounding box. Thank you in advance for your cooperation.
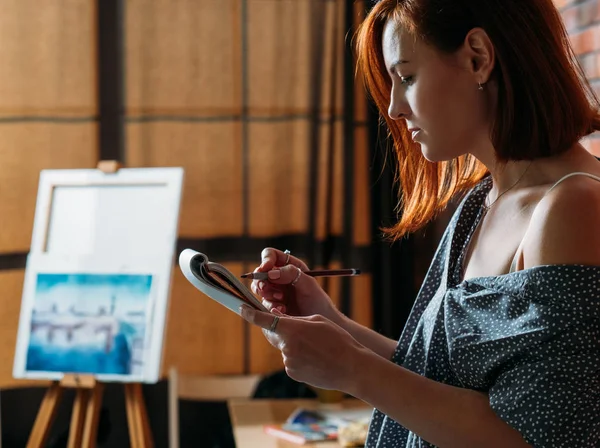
[356,0,600,241]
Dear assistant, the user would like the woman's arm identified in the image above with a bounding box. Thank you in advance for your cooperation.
[350,350,530,448]
[333,312,398,360]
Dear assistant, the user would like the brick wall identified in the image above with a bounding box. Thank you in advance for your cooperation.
[554,0,600,155]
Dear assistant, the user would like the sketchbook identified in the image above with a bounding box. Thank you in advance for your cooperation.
[179,249,268,315]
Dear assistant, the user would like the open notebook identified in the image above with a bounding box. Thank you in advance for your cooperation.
[179,249,268,315]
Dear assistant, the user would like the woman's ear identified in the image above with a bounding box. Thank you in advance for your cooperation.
[464,28,495,84]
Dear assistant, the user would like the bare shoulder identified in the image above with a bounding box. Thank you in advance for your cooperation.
[523,175,600,268]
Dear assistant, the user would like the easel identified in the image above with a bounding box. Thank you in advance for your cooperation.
[26,161,154,448]
[26,374,152,448]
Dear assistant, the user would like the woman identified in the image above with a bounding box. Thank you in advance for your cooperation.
[239,0,600,446]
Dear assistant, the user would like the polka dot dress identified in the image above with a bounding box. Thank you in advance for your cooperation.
[365,176,600,447]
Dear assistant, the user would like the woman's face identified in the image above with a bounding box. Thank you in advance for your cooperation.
[381,19,493,162]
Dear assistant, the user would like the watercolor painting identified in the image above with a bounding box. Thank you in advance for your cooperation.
[25,273,153,377]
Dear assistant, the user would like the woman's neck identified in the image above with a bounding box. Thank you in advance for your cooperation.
[479,142,593,198]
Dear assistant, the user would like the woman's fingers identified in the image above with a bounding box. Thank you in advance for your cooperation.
[264,264,312,289]
[260,247,309,271]
[262,299,286,314]
[252,278,285,301]
[240,305,288,335]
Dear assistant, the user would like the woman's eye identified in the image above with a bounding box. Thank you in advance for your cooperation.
[400,76,414,86]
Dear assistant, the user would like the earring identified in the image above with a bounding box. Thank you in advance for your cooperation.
[478,82,484,91]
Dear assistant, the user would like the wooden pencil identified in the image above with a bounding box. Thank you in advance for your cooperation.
[240,269,361,280]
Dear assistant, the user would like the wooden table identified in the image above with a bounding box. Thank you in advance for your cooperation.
[228,398,372,447]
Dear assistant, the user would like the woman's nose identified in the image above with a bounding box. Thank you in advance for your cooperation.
[387,90,409,120]
[388,101,404,120]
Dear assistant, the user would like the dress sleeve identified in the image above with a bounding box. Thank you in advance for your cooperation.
[488,331,600,447]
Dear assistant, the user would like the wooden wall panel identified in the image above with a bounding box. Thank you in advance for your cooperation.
[126,122,244,238]
[247,0,312,114]
[331,120,345,236]
[314,122,343,240]
[351,274,373,329]
[353,127,371,246]
[318,0,345,119]
[247,121,310,236]
[0,0,95,117]
[126,0,241,116]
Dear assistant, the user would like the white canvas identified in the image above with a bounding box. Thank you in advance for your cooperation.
[14,167,184,383]
[30,167,183,257]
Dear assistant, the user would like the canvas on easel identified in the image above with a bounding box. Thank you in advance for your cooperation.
[14,253,164,383]
[13,162,184,448]
[13,164,184,384]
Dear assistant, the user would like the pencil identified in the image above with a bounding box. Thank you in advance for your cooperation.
[240,269,361,280]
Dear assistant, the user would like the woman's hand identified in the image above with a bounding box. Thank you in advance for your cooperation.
[240,306,368,393]
[251,247,342,323]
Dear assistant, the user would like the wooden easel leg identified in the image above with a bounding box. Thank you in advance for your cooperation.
[81,383,104,448]
[124,384,138,447]
[67,388,89,448]
[125,383,153,448]
[26,382,63,448]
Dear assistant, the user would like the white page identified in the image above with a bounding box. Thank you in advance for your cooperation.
[47,184,174,256]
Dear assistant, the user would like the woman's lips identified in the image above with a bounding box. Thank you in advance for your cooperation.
[409,128,421,140]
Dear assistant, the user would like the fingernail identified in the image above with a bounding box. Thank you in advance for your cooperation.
[272,308,284,316]
[239,305,251,319]
[273,292,283,299]
[268,270,281,280]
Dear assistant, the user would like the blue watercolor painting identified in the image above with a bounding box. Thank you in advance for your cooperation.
[25,273,153,376]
